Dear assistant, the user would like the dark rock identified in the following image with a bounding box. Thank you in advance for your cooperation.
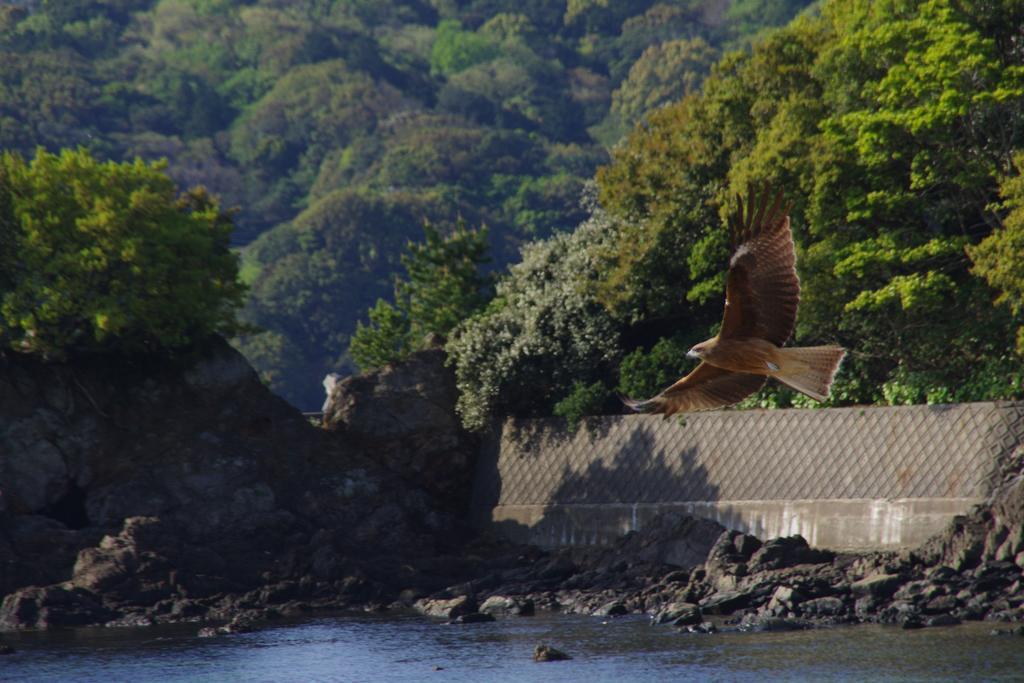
[321,347,478,511]
[0,585,116,630]
[681,621,718,634]
[609,513,725,570]
[734,534,763,560]
[536,556,577,582]
[700,589,758,615]
[479,596,534,617]
[917,515,986,571]
[661,570,690,585]
[926,614,961,627]
[926,566,959,583]
[0,643,14,654]
[854,595,880,618]
[893,580,935,602]
[533,644,571,662]
[851,573,903,599]
[449,612,495,624]
[900,615,925,629]
[651,601,701,626]
[800,596,847,618]
[766,585,806,615]
[414,595,477,619]
[104,613,154,628]
[748,536,834,572]
[990,625,1024,636]
[0,339,473,631]
[922,594,958,615]
[593,600,627,617]
[739,614,814,632]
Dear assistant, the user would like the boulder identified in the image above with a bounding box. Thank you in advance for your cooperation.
[651,601,701,626]
[609,513,726,570]
[0,585,116,630]
[593,599,627,617]
[851,573,903,599]
[479,595,534,617]
[739,614,814,632]
[700,589,758,615]
[747,535,834,572]
[533,645,571,662]
[766,585,806,614]
[799,597,847,618]
[448,612,495,624]
[321,346,478,509]
[927,614,961,627]
[0,338,477,630]
[413,595,478,619]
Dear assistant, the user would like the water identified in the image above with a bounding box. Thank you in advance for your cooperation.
[2,614,1023,682]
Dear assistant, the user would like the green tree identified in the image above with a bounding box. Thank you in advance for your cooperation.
[595,0,1024,407]
[349,220,492,371]
[447,203,622,431]
[430,19,500,76]
[348,299,413,370]
[0,147,245,355]
[969,154,1024,354]
[609,37,719,133]
[236,188,444,407]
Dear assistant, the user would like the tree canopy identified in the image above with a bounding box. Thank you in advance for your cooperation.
[447,0,1024,429]
[0,147,244,356]
[349,220,492,370]
[0,0,808,406]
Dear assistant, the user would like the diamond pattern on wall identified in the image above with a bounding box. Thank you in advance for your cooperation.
[486,403,1024,507]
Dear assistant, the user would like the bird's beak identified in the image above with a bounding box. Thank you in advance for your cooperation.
[686,350,698,359]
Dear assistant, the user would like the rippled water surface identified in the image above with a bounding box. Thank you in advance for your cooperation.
[3,613,1023,682]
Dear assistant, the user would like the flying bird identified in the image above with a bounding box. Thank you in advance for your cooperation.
[623,186,845,416]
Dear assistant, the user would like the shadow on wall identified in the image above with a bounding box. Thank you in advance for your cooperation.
[547,419,718,505]
[486,417,722,546]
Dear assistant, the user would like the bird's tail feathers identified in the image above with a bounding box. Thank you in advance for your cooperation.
[774,346,846,402]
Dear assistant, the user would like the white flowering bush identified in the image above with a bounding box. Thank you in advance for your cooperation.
[446,201,623,431]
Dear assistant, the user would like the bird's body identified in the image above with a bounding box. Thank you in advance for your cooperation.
[697,336,780,375]
[623,186,846,416]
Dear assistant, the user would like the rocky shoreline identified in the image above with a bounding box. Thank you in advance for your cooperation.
[1,342,1022,638]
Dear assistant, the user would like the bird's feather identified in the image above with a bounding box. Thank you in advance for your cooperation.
[720,185,800,346]
[623,362,766,416]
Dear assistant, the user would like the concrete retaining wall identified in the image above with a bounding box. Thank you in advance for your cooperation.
[470,402,1024,551]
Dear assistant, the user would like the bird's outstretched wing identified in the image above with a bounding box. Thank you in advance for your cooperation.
[719,185,800,346]
[623,362,766,417]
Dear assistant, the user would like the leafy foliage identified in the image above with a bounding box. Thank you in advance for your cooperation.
[447,202,622,430]
[430,20,500,76]
[616,335,693,401]
[553,380,610,431]
[350,220,492,371]
[0,147,244,355]
[450,0,1024,429]
[0,0,816,405]
[969,154,1024,354]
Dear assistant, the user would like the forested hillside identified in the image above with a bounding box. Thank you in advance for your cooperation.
[446,0,1024,430]
[7,1,1016,428]
[0,0,811,407]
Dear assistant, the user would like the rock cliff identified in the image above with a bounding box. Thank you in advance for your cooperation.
[0,339,479,629]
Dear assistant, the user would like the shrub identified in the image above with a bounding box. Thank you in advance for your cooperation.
[348,220,492,371]
[446,199,622,431]
[553,380,609,431]
[0,148,245,356]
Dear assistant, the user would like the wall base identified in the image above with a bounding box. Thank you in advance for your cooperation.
[488,497,984,552]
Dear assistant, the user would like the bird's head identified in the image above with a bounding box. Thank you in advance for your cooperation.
[686,343,710,360]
